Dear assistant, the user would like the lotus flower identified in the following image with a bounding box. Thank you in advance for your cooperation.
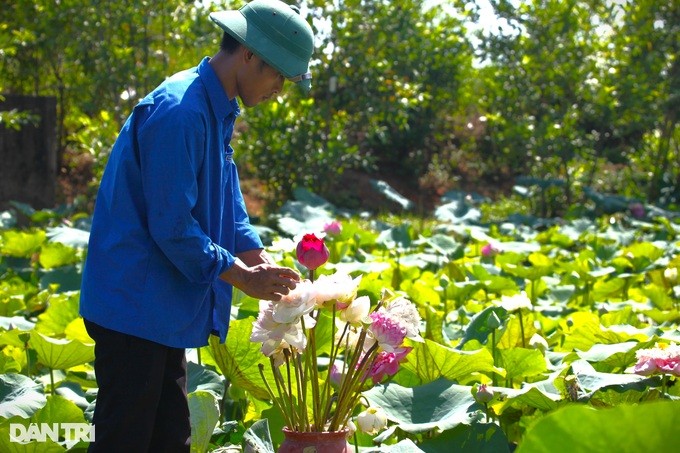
[296,233,330,271]
[252,232,422,434]
[356,407,387,435]
[323,220,342,235]
[481,243,499,257]
[475,383,495,404]
[368,347,411,383]
[634,343,680,377]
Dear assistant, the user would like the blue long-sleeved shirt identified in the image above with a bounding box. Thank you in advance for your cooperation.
[80,57,263,348]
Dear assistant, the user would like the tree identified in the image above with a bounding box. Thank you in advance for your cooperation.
[475,0,679,209]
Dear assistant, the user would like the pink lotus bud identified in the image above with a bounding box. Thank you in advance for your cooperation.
[296,233,330,271]
[629,202,645,219]
[481,243,499,257]
[475,383,494,404]
[329,362,344,388]
[323,220,342,235]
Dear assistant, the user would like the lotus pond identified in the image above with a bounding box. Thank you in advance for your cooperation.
[2,191,680,452]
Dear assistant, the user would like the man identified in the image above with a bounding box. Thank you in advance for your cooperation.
[79,1,314,451]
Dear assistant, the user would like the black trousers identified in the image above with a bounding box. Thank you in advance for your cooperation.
[84,319,191,453]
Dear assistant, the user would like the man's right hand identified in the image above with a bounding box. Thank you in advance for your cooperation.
[219,260,299,301]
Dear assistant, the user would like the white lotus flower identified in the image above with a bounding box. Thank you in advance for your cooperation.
[251,300,313,355]
[339,295,371,324]
[356,407,388,435]
[384,296,423,342]
[498,292,532,312]
[313,273,362,307]
[272,280,317,324]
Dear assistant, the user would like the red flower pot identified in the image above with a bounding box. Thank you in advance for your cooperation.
[278,428,352,453]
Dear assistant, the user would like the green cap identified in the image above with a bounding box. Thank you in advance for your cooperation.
[210,0,314,93]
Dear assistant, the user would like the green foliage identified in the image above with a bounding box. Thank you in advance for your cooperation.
[236,97,359,205]
[2,0,677,213]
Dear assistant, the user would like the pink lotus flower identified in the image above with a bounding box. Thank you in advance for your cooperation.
[366,293,424,352]
[296,233,330,271]
[481,243,499,257]
[634,343,680,377]
[368,310,408,353]
[383,296,423,341]
[368,347,411,383]
[250,252,421,434]
[323,220,342,235]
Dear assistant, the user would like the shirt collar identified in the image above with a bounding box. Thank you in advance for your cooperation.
[198,56,240,121]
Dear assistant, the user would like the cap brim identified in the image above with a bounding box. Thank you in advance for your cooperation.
[210,11,311,92]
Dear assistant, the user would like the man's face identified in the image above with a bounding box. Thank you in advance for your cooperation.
[238,53,286,107]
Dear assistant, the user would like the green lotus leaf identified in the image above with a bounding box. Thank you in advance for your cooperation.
[401,339,497,384]
[363,378,477,433]
[209,319,272,401]
[516,400,680,453]
[188,390,220,453]
[30,332,94,370]
[419,422,510,453]
[498,348,547,381]
[0,229,46,258]
[0,373,46,418]
[34,292,81,337]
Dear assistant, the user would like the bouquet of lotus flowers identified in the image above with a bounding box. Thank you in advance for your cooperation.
[250,233,423,435]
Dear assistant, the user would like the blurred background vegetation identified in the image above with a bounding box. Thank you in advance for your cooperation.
[0,0,677,218]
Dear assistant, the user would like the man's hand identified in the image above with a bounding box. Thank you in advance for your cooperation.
[220,259,299,301]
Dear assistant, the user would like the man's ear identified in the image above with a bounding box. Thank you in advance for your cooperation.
[243,49,255,63]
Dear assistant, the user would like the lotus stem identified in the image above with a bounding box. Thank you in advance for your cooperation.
[662,374,668,398]
[259,363,291,427]
[332,342,379,431]
[271,358,297,429]
[519,311,526,348]
[293,351,309,431]
[491,329,497,387]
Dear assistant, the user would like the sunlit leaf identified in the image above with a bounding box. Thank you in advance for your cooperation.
[188,390,220,453]
[38,243,78,269]
[401,339,496,384]
[498,348,547,381]
[0,230,46,257]
[30,332,94,370]
[517,400,680,453]
[34,292,81,337]
[209,319,272,401]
